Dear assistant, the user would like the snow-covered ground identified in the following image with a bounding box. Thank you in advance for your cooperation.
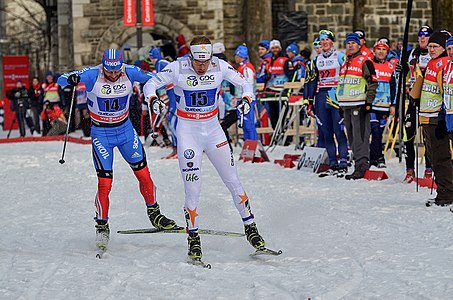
[1,130,452,299]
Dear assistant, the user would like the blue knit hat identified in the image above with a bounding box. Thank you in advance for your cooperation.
[447,36,453,48]
[235,45,248,58]
[102,49,123,71]
[258,39,270,50]
[286,42,299,55]
[345,33,361,45]
[148,47,162,59]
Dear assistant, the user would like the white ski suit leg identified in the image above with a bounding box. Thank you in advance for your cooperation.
[177,118,254,231]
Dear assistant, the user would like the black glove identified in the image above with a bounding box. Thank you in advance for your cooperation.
[339,107,344,119]
[360,104,372,114]
[67,73,81,86]
[435,119,447,140]
[237,98,251,115]
[408,95,420,107]
[151,98,165,115]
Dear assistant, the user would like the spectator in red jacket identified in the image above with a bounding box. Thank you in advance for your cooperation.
[40,101,67,136]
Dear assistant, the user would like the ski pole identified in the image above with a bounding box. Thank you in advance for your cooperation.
[415,105,419,192]
[383,115,394,155]
[147,103,159,139]
[6,118,16,139]
[59,86,77,164]
[238,112,244,128]
[387,122,399,161]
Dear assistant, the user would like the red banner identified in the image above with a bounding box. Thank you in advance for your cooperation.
[2,56,29,130]
[142,0,154,27]
[123,0,136,27]
[124,0,154,27]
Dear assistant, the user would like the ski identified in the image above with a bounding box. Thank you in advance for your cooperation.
[426,200,435,207]
[187,257,211,269]
[318,170,336,178]
[319,169,347,178]
[426,200,452,208]
[250,247,283,257]
[117,227,245,237]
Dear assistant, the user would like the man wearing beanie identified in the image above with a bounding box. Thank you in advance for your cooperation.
[402,25,434,183]
[234,44,259,141]
[257,39,272,84]
[304,29,349,176]
[370,38,397,168]
[443,36,453,136]
[436,35,453,210]
[286,42,306,82]
[337,32,378,180]
[416,31,453,207]
[354,29,374,59]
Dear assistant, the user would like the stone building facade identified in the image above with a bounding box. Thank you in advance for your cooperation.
[3,0,431,72]
[70,0,432,70]
[298,0,432,47]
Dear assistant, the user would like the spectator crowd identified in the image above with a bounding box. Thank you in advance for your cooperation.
[6,28,453,206]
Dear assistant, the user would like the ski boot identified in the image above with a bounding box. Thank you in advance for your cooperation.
[376,157,386,169]
[187,231,202,260]
[424,168,433,179]
[403,169,415,183]
[147,203,177,230]
[244,222,265,250]
[95,220,110,250]
[337,160,348,178]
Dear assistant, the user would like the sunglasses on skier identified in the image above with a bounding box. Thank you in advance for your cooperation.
[418,31,431,37]
[191,57,212,66]
[319,29,335,40]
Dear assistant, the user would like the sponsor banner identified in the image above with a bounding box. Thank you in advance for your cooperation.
[296,146,329,173]
[124,0,154,27]
[142,0,154,27]
[2,56,29,130]
[123,0,136,27]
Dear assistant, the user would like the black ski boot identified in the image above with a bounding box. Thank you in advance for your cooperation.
[244,222,265,250]
[147,203,177,230]
[187,232,202,260]
[95,219,110,249]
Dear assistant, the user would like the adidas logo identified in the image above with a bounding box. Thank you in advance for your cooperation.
[131,152,141,159]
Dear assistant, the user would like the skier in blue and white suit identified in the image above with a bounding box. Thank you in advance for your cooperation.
[143,36,267,260]
[57,49,178,245]
[149,47,178,158]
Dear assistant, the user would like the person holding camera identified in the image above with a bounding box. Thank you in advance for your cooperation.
[7,80,35,137]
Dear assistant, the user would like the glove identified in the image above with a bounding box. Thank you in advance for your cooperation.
[395,62,402,74]
[435,119,447,140]
[67,73,81,86]
[360,104,372,114]
[339,107,344,119]
[303,100,314,117]
[151,98,165,115]
[237,98,251,115]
